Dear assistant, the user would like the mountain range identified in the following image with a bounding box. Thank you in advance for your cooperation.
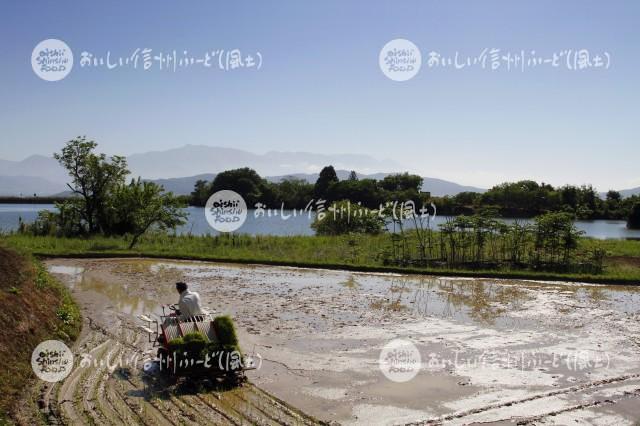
[0,145,638,198]
[0,145,402,195]
[127,145,401,179]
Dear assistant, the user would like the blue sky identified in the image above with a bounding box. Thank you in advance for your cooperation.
[1,1,639,190]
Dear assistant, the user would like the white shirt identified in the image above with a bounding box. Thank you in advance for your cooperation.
[178,290,204,319]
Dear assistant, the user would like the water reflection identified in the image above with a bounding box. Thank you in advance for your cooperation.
[78,274,162,316]
[339,275,361,289]
[50,264,163,316]
[369,275,640,327]
[371,277,531,326]
[48,259,640,330]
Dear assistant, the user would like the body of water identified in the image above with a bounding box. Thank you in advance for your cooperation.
[2,203,640,240]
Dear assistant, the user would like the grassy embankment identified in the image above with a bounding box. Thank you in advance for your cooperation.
[0,244,81,424]
[3,232,640,284]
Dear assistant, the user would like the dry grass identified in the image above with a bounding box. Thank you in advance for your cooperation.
[0,245,81,422]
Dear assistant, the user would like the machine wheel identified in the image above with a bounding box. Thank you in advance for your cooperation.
[223,371,245,387]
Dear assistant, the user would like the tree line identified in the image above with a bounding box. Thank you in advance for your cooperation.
[190,165,427,210]
[190,168,640,229]
[433,180,639,221]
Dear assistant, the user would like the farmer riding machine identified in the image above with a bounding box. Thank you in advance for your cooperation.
[138,304,258,385]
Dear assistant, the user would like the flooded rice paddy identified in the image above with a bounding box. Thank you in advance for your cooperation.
[46,258,640,425]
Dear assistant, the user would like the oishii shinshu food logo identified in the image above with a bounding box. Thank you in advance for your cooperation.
[204,190,248,232]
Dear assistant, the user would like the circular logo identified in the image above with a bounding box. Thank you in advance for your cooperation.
[379,39,422,82]
[31,39,74,81]
[31,340,74,382]
[378,338,421,382]
[205,190,247,232]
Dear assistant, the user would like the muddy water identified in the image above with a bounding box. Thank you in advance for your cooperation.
[47,258,640,425]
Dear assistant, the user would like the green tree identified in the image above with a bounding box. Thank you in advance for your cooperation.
[210,168,268,207]
[273,178,314,208]
[380,173,423,193]
[314,166,339,201]
[54,137,128,233]
[331,179,384,208]
[379,173,424,208]
[190,179,211,207]
[606,190,622,203]
[532,212,582,266]
[109,179,187,248]
[628,203,640,229]
[559,185,579,209]
[453,191,481,207]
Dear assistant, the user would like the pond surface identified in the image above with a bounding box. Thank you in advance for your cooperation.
[3,203,640,239]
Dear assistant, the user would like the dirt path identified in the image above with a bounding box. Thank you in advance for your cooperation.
[43,258,640,425]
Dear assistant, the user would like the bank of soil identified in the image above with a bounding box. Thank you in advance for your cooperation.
[46,258,640,425]
[0,246,80,424]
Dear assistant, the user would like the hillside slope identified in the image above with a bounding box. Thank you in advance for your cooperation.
[0,245,80,424]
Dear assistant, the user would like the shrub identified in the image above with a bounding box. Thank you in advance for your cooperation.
[312,200,385,235]
[56,305,75,325]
